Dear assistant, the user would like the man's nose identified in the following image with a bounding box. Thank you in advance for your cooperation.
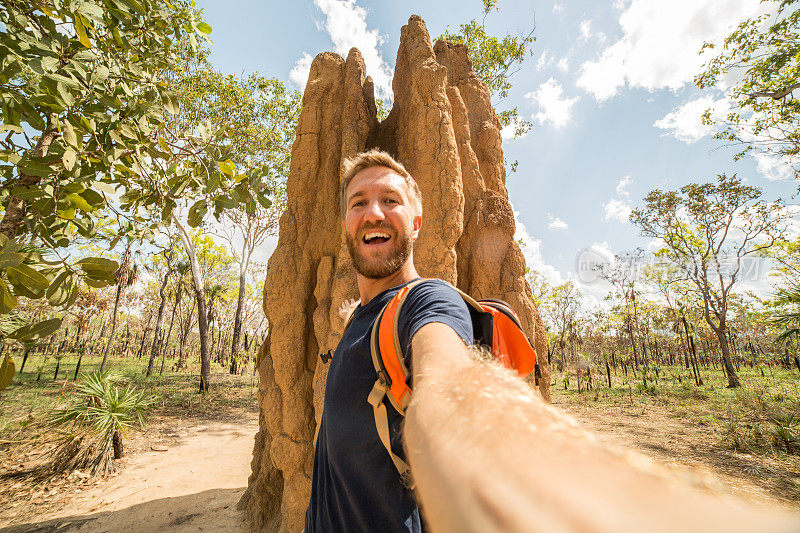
[363,200,385,222]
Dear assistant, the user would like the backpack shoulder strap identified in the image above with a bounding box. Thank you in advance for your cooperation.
[366,278,429,490]
[369,278,428,413]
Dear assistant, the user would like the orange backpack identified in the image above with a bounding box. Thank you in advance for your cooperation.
[343,278,538,489]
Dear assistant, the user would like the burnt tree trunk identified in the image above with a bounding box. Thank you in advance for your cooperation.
[147,253,174,377]
[112,430,123,459]
[195,287,212,392]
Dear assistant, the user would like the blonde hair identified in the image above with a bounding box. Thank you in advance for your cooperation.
[340,149,423,217]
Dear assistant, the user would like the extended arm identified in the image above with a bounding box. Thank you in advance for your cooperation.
[404,322,796,533]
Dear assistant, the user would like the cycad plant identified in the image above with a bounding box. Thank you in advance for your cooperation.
[49,372,156,475]
[772,282,800,343]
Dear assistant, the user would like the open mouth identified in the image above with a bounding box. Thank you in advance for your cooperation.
[362,230,392,245]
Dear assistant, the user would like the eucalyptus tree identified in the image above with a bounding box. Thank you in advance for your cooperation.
[540,280,582,371]
[696,0,800,174]
[596,249,647,368]
[0,1,271,390]
[100,243,139,371]
[146,239,176,377]
[183,72,301,368]
[438,0,535,141]
[631,174,790,387]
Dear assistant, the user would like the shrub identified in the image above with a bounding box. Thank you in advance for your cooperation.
[48,372,156,476]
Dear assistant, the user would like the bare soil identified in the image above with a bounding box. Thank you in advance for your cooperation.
[0,414,258,533]
[555,395,800,512]
[3,371,799,531]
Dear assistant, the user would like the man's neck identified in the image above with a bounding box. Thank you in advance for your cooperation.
[357,259,420,306]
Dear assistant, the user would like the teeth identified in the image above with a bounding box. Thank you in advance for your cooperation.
[364,231,391,241]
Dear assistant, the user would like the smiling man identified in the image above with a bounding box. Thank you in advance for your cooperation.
[303,149,474,532]
[301,150,799,533]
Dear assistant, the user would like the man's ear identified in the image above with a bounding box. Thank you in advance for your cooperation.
[411,214,422,240]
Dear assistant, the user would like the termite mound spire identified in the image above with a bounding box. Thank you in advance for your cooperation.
[238,15,550,531]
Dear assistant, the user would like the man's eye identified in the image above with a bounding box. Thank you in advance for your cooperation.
[384,198,398,204]
[352,200,366,207]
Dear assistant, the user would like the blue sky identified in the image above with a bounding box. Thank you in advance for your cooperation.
[197,0,798,305]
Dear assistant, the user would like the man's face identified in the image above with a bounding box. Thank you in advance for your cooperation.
[343,166,421,279]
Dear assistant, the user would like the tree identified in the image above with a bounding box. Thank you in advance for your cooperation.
[49,372,155,475]
[696,0,800,174]
[146,239,175,377]
[540,280,582,372]
[181,72,300,370]
[0,2,276,391]
[163,68,299,391]
[438,0,535,140]
[630,174,790,387]
[596,249,648,370]
[100,242,139,371]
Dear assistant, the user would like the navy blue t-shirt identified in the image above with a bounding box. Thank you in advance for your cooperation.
[304,278,473,532]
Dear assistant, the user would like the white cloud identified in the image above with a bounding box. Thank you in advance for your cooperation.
[576,41,627,102]
[604,198,632,222]
[753,151,796,181]
[655,95,799,179]
[548,213,569,230]
[615,175,632,197]
[579,20,592,41]
[526,78,578,129]
[553,2,564,13]
[556,57,569,73]
[577,0,767,101]
[291,0,393,100]
[514,210,563,285]
[536,50,552,71]
[289,53,314,92]
[654,96,731,143]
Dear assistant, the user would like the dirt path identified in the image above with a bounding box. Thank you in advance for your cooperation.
[2,417,258,533]
[4,395,798,532]
[556,398,800,512]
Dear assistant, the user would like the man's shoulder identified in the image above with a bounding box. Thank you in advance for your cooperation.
[401,278,472,320]
[409,278,466,300]
[397,278,473,350]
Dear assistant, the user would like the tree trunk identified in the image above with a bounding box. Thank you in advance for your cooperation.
[100,283,124,372]
[112,430,124,459]
[0,114,59,238]
[196,287,212,392]
[147,255,173,377]
[230,269,247,363]
[136,312,153,360]
[19,347,30,373]
[73,354,83,380]
[177,300,195,370]
[716,326,741,388]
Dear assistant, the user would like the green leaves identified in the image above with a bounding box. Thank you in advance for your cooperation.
[0,281,18,314]
[696,0,800,175]
[73,13,93,48]
[78,257,119,288]
[6,264,49,298]
[0,354,14,392]
[47,271,75,307]
[161,90,179,114]
[437,4,534,136]
[9,318,62,342]
[217,160,235,176]
[188,200,208,227]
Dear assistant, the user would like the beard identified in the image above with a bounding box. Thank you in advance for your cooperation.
[346,224,414,279]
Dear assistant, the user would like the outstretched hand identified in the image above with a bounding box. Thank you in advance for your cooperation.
[338,298,360,321]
